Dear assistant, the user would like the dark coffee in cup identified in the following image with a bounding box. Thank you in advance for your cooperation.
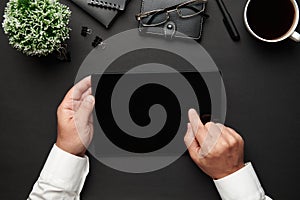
[246,0,295,40]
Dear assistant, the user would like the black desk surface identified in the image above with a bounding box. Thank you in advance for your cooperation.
[1,0,299,199]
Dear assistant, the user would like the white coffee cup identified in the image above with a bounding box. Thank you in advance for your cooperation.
[244,0,300,42]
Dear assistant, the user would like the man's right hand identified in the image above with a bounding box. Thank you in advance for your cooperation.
[184,109,245,180]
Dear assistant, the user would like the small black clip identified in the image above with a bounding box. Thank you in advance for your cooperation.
[81,26,92,37]
[92,36,103,47]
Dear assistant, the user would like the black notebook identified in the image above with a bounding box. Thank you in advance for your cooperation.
[87,0,129,11]
[70,0,119,28]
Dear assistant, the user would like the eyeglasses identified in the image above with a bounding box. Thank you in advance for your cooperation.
[136,0,208,27]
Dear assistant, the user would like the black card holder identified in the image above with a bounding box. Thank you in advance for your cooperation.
[138,0,207,40]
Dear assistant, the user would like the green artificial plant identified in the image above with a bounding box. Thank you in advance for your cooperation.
[2,0,71,56]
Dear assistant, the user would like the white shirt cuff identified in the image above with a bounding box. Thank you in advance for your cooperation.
[213,162,266,200]
[40,144,89,193]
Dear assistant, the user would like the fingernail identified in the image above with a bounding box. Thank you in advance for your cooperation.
[188,109,199,121]
[86,95,95,104]
[188,108,197,116]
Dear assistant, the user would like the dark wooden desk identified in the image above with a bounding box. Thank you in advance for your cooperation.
[0,0,299,199]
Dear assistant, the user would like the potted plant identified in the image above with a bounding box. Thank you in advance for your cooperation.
[2,0,71,58]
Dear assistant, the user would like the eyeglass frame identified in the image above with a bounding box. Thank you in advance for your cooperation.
[135,0,208,27]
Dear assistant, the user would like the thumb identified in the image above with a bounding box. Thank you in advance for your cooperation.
[76,95,95,125]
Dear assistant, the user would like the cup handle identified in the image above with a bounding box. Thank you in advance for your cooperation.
[290,31,300,42]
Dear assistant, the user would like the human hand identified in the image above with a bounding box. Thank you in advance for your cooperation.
[56,76,95,157]
[184,109,244,179]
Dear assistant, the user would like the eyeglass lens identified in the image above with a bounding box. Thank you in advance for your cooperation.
[141,11,168,26]
[177,1,204,18]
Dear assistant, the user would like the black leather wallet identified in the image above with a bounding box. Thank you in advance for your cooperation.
[138,0,207,40]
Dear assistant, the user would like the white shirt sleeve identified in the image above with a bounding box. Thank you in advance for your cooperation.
[27,144,89,200]
[214,162,272,200]
[28,146,272,200]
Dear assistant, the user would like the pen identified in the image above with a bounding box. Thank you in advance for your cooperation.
[216,0,240,41]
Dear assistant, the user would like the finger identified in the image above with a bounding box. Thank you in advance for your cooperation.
[217,125,244,151]
[80,87,92,101]
[184,123,196,147]
[188,109,206,145]
[226,126,244,145]
[188,109,204,132]
[226,126,240,137]
[73,76,92,100]
[88,109,94,124]
[216,123,225,133]
[215,123,238,143]
[63,76,92,104]
[216,123,239,140]
[199,122,222,158]
[184,123,201,161]
[72,87,93,111]
[221,125,240,138]
[75,95,95,126]
[216,123,240,145]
